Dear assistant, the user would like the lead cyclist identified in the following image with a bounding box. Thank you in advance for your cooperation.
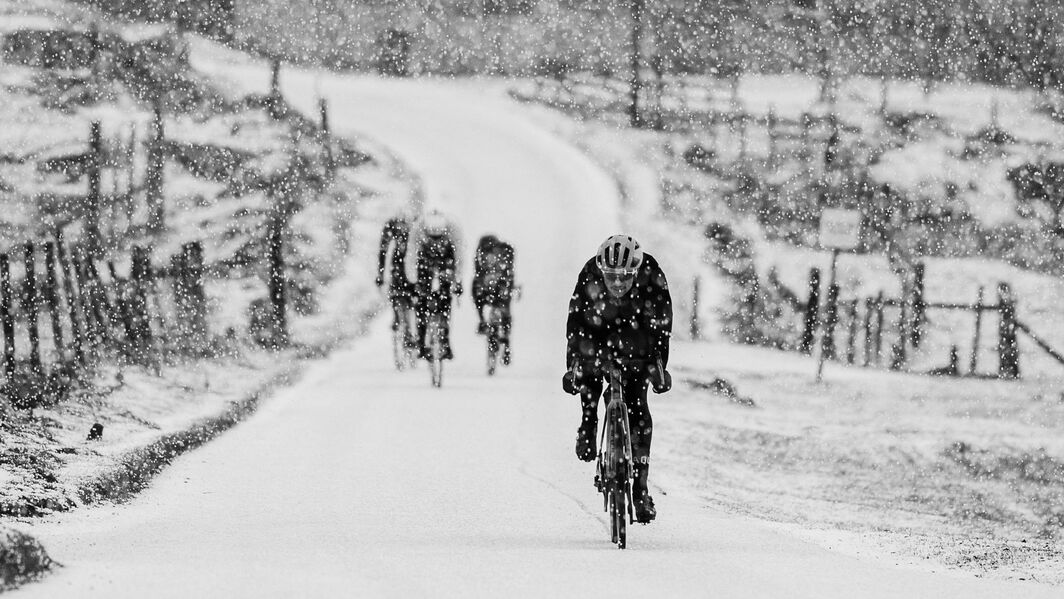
[562,235,673,524]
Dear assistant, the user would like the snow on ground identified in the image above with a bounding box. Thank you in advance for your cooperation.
[0,3,418,522]
[513,72,1064,233]
[9,64,1063,597]
[662,339,1064,583]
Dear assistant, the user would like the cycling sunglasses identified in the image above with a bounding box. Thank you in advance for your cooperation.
[601,269,638,281]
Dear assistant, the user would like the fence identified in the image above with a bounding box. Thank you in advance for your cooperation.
[790,262,1059,379]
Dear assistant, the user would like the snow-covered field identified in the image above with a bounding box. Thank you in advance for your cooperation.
[0,0,415,524]
[0,34,1058,596]
[512,72,1064,234]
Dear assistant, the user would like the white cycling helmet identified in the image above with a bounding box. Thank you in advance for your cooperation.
[423,210,448,237]
[596,234,643,275]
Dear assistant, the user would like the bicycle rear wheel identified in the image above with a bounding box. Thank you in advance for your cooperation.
[428,318,444,388]
[610,489,626,549]
[393,320,408,371]
[486,332,499,376]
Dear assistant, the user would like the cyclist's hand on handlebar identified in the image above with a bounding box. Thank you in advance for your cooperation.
[562,371,579,395]
[651,369,672,394]
[649,358,672,394]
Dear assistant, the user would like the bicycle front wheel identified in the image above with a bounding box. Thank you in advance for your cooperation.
[428,318,444,388]
[610,489,626,549]
[393,320,408,371]
[486,332,499,376]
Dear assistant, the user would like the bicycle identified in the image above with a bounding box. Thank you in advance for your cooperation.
[483,304,507,376]
[425,312,445,388]
[422,272,451,388]
[391,299,418,371]
[578,355,666,549]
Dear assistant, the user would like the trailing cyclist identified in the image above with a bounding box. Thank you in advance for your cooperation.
[414,210,463,360]
[562,234,673,524]
[375,213,417,332]
[472,234,516,364]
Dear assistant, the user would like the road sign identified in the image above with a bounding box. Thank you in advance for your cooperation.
[819,208,861,250]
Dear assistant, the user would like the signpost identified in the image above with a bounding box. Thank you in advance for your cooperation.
[815,209,861,381]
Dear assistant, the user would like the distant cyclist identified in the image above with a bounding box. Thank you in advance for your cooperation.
[562,234,672,524]
[375,213,417,331]
[414,210,463,360]
[472,234,516,364]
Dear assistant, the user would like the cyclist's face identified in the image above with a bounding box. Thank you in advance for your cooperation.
[603,271,636,298]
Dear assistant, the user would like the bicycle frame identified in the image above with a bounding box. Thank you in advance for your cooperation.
[392,300,418,371]
[484,304,505,375]
[595,364,637,548]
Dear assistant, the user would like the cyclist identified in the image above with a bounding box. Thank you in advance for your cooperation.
[375,213,417,332]
[413,210,463,360]
[562,234,673,524]
[472,234,516,364]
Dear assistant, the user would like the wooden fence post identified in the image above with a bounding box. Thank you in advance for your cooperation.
[862,296,874,366]
[890,293,909,370]
[738,114,749,162]
[146,101,166,233]
[85,258,115,343]
[43,242,65,361]
[23,243,41,373]
[0,255,15,379]
[173,242,208,352]
[319,97,329,135]
[970,285,984,375]
[822,282,840,361]
[911,262,926,349]
[129,246,155,361]
[997,282,1019,379]
[800,267,820,354]
[72,254,101,361]
[873,291,885,365]
[800,113,813,167]
[845,300,858,365]
[767,105,779,166]
[267,216,289,348]
[86,122,103,259]
[690,277,700,340]
[270,57,282,98]
[55,233,86,365]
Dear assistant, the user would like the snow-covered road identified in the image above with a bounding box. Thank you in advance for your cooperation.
[12,71,1061,597]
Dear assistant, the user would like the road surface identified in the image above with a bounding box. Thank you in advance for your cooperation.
[13,71,1060,598]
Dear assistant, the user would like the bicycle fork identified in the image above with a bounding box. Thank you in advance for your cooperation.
[597,374,637,524]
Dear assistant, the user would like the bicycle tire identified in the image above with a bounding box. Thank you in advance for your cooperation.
[612,489,626,549]
[486,330,499,376]
[428,318,444,388]
[393,322,407,371]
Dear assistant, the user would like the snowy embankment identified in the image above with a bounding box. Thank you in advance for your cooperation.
[513,73,1064,232]
[507,82,1064,583]
[0,4,417,582]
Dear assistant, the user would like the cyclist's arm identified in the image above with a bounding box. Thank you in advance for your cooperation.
[646,258,673,369]
[377,224,394,278]
[565,260,598,368]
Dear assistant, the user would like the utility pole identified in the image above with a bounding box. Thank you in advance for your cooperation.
[628,0,645,128]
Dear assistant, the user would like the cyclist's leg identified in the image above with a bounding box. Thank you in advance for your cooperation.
[440,285,454,359]
[575,370,604,461]
[388,285,405,330]
[473,285,487,332]
[625,376,655,521]
[414,286,430,358]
